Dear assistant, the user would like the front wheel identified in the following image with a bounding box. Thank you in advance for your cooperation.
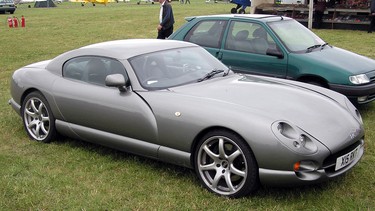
[194,130,259,198]
[21,91,56,143]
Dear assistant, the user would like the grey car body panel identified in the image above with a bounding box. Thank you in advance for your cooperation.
[10,39,365,186]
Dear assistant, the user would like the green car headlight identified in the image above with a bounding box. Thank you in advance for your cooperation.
[349,74,370,85]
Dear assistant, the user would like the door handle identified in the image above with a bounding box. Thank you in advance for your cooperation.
[216,52,223,60]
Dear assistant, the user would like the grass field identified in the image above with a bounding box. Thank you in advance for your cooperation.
[0,1,374,210]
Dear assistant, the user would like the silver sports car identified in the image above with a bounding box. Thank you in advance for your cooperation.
[9,39,365,198]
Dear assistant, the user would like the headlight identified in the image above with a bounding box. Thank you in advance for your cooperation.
[349,74,370,85]
[272,121,318,155]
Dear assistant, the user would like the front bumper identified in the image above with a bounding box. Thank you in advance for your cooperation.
[0,6,15,13]
[259,139,364,186]
[329,83,375,104]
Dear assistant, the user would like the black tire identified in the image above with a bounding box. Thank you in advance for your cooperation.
[238,9,246,14]
[194,129,259,198]
[21,92,56,143]
[230,8,237,14]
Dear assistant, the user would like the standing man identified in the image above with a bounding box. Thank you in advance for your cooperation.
[157,0,175,39]
[314,0,326,29]
[369,0,375,33]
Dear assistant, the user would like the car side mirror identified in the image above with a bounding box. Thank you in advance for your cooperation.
[105,74,128,92]
[266,48,284,59]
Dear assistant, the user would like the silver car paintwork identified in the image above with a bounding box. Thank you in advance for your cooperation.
[10,39,364,186]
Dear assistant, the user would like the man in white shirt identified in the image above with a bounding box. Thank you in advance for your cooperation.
[157,0,175,39]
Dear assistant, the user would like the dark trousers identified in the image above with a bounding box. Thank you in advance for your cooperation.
[157,26,173,39]
[369,15,375,33]
[314,11,324,29]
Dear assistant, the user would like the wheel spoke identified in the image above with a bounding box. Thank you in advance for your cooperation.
[40,122,49,135]
[230,164,246,178]
[224,171,235,192]
[203,145,219,160]
[227,149,241,163]
[199,162,216,171]
[27,119,38,129]
[25,109,37,118]
[218,138,227,159]
[34,122,41,138]
[30,99,39,113]
[37,102,44,114]
[41,115,49,122]
[211,170,222,189]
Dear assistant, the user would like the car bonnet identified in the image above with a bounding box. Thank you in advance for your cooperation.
[293,46,375,75]
[170,74,363,152]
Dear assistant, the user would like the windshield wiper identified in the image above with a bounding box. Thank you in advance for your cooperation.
[223,68,231,76]
[321,42,329,50]
[306,44,322,53]
[306,43,330,53]
[198,69,224,82]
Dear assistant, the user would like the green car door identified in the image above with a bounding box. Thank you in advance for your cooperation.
[219,20,288,78]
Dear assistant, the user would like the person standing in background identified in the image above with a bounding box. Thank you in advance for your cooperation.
[314,0,326,29]
[157,0,175,39]
[369,0,375,33]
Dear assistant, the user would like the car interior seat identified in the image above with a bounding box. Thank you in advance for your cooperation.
[86,58,107,85]
[252,27,269,54]
[234,30,253,52]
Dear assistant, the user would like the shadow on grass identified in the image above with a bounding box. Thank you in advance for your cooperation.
[51,136,346,199]
[53,136,196,179]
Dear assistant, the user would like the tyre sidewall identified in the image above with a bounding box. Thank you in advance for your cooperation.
[194,129,259,198]
[21,91,56,143]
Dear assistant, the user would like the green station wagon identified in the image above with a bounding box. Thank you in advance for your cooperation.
[169,14,375,104]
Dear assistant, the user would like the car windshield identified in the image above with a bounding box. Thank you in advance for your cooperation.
[268,19,325,53]
[129,46,229,90]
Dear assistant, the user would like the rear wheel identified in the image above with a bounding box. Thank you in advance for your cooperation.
[238,9,246,14]
[21,92,56,143]
[194,130,259,198]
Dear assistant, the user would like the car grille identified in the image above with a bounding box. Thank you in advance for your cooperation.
[368,70,375,83]
[367,71,375,101]
[322,139,364,175]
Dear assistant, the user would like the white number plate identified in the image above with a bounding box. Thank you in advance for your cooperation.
[335,145,360,171]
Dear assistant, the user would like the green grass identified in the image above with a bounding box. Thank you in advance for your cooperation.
[1,1,374,210]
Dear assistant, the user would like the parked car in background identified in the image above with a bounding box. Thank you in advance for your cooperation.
[0,0,15,14]
[169,14,375,105]
[9,39,365,198]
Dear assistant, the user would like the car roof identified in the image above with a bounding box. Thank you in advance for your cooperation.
[81,39,197,59]
[185,14,291,23]
[46,39,198,75]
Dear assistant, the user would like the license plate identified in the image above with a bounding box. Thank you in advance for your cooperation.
[335,145,361,171]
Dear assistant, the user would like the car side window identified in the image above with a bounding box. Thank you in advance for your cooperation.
[184,20,227,48]
[225,21,275,56]
[63,56,128,86]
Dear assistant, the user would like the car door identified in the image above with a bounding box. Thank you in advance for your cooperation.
[52,56,158,146]
[183,19,228,59]
[219,20,288,78]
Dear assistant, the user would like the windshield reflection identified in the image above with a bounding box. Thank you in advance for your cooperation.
[268,19,325,53]
[129,46,229,90]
